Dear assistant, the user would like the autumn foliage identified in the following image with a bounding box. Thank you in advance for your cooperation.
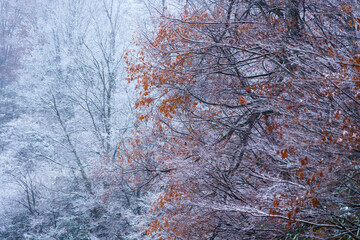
[125,0,360,239]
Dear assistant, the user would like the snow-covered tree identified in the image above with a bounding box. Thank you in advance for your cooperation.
[126,0,360,239]
[1,0,145,238]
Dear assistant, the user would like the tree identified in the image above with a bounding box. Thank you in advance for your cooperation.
[0,0,34,86]
[0,1,37,234]
[126,0,360,239]
[1,0,143,238]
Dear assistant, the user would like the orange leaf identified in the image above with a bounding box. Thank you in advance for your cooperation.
[312,199,319,207]
[238,96,247,105]
[299,172,304,180]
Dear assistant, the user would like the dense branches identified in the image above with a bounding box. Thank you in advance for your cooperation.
[0,0,141,238]
[1,0,360,239]
[127,0,360,239]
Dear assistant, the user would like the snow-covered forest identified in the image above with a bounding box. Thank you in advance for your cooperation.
[0,0,360,239]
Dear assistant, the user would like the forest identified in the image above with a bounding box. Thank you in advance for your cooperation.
[0,0,359,239]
